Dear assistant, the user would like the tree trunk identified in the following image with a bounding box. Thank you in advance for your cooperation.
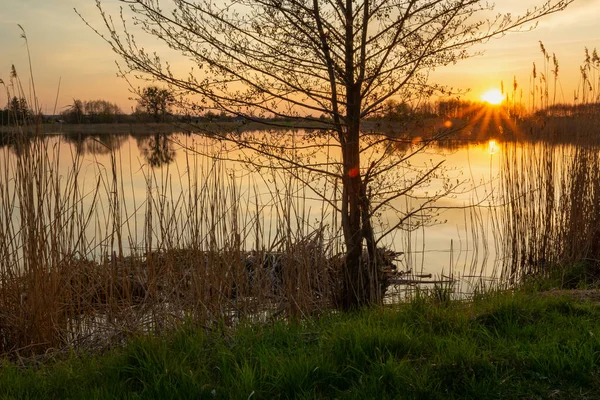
[340,120,364,309]
[340,126,381,309]
[338,0,382,309]
[340,85,380,309]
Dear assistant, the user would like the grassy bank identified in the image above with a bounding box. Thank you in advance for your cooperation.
[2,290,599,399]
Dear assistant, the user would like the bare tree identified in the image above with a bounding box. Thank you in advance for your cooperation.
[83,0,572,309]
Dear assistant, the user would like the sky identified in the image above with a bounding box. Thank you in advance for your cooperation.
[1,0,599,115]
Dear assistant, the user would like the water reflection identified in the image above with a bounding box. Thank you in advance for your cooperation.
[0,132,19,149]
[0,130,505,278]
[136,133,176,167]
[62,132,129,155]
[488,140,498,155]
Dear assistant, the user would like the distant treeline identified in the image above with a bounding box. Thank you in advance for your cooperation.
[3,93,600,127]
[371,99,525,121]
[0,97,244,126]
[0,96,35,125]
[371,99,600,121]
[535,102,600,117]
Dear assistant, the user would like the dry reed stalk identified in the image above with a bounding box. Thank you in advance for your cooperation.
[501,110,600,283]
[0,121,349,356]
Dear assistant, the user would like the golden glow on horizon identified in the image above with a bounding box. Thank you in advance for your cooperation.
[480,89,504,105]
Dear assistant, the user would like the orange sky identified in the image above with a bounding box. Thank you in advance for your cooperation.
[1,0,599,115]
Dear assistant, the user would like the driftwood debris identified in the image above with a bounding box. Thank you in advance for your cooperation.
[387,276,455,286]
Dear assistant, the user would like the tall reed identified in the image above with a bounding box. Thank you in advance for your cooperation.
[501,105,600,285]
[0,113,351,357]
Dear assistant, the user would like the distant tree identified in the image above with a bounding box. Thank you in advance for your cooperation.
[137,86,175,122]
[84,99,122,123]
[1,64,36,126]
[201,111,219,122]
[7,96,31,123]
[436,99,491,120]
[61,99,121,123]
[0,107,9,126]
[61,99,85,123]
[382,100,412,121]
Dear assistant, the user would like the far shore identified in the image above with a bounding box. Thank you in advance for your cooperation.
[2,115,594,144]
[0,118,454,136]
[0,121,260,135]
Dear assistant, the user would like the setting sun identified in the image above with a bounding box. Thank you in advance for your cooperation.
[481,89,504,105]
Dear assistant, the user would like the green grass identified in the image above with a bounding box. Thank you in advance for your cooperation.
[521,261,600,292]
[2,291,600,399]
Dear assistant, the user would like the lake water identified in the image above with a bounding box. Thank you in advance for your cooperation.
[0,130,504,281]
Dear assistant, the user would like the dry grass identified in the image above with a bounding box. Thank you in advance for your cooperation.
[1,63,345,355]
[0,129,353,356]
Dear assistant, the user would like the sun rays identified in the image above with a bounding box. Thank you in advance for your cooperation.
[444,94,524,143]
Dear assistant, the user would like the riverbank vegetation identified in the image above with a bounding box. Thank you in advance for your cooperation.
[1,43,600,359]
[2,21,600,400]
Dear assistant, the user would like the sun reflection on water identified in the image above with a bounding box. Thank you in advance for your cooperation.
[488,139,498,155]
